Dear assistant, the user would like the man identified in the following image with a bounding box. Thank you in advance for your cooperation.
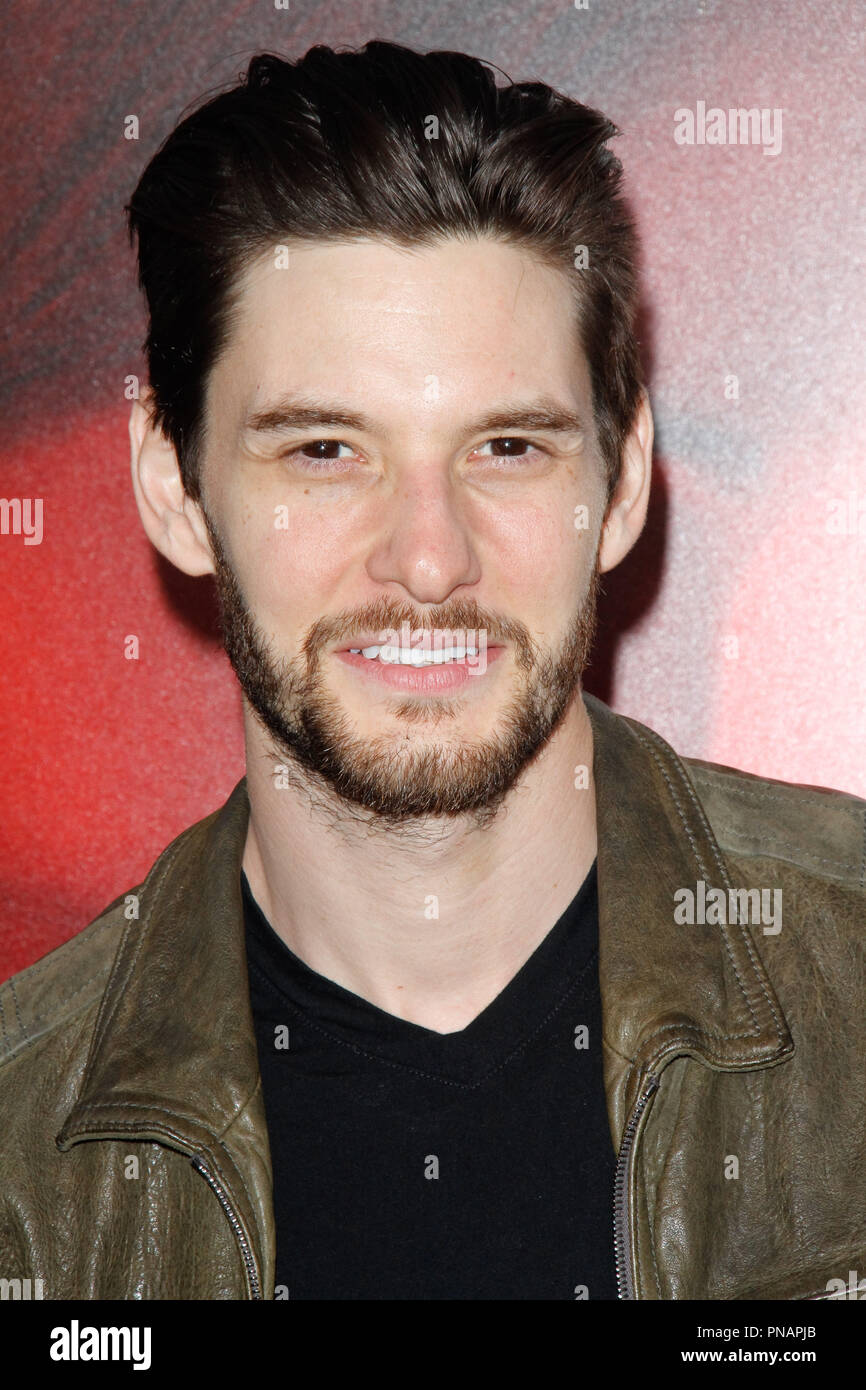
[1,40,864,1303]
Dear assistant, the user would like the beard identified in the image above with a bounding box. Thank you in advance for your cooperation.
[203,509,600,832]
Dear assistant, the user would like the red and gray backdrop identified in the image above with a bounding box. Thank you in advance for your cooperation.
[2,0,864,978]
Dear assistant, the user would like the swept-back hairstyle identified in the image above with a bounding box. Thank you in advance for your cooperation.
[127,41,644,504]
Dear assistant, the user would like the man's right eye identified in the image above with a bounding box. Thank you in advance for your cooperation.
[296,440,353,460]
[278,440,362,472]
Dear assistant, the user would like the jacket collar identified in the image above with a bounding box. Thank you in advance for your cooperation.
[59,775,258,1154]
[583,691,793,1132]
[58,691,793,1240]
[56,777,271,1293]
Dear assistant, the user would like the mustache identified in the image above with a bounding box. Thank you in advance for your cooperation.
[304,597,538,671]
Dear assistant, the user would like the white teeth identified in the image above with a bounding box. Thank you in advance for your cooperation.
[367,646,476,666]
[350,641,481,664]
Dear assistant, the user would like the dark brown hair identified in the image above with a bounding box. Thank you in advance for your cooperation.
[127,41,644,504]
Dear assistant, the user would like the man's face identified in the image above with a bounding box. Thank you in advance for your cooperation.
[197,237,607,827]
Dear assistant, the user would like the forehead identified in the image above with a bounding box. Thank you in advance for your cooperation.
[209,236,591,420]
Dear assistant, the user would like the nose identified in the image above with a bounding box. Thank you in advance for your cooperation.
[365,468,480,604]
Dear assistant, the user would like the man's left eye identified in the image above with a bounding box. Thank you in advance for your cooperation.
[475,437,537,458]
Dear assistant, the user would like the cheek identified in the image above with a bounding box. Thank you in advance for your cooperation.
[481,498,591,608]
[244,506,358,616]
[258,522,333,603]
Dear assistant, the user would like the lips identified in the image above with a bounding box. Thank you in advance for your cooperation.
[334,644,504,689]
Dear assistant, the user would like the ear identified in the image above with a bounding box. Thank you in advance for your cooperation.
[597,389,653,575]
[129,390,216,577]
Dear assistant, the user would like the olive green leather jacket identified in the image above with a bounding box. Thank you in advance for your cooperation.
[2,692,865,1300]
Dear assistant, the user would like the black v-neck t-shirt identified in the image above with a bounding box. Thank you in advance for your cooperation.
[243,859,618,1300]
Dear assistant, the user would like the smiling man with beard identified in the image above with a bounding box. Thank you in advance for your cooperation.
[1,41,865,1305]
[202,502,603,829]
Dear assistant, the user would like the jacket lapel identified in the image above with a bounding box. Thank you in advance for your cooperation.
[56,778,272,1295]
[582,690,794,1144]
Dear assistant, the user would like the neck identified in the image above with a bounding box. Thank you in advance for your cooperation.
[241,691,597,1034]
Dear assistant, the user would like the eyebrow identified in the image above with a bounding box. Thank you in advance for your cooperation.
[242,394,585,439]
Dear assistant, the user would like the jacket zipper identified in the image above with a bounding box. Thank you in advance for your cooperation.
[613,1072,660,1299]
[192,1157,263,1300]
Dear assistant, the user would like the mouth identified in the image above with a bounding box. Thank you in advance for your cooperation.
[333,642,505,692]
[337,640,493,667]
